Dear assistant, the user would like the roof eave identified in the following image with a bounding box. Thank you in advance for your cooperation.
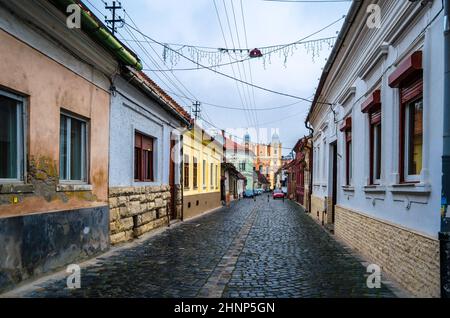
[306,0,364,124]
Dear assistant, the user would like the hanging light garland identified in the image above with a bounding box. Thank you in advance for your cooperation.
[161,36,336,69]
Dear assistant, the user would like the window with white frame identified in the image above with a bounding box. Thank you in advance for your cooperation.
[59,113,88,182]
[403,97,423,182]
[317,145,323,182]
[340,117,352,186]
[0,91,24,182]
[202,159,206,187]
[388,51,423,184]
[215,164,218,189]
[210,163,214,187]
[322,141,327,183]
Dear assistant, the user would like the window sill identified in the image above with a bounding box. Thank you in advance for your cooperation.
[56,184,93,192]
[342,186,355,192]
[0,183,34,194]
[389,183,431,194]
[363,185,386,193]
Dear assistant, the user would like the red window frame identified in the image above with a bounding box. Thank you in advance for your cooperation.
[134,131,154,182]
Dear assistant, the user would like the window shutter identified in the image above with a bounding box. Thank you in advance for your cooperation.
[370,109,382,125]
[401,79,423,104]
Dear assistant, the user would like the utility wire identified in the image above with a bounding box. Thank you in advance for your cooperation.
[263,0,352,3]
[225,0,258,130]
[240,0,260,140]
[125,22,333,105]
[162,89,304,111]
[123,12,199,109]
[127,15,344,72]
[213,0,253,129]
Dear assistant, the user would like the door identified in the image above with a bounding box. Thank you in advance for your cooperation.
[169,137,177,220]
[331,142,338,224]
[298,165,305,205]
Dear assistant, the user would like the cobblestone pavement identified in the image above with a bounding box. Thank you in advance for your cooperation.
[10,196,396,298]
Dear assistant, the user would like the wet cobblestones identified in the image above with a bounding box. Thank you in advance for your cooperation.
[15,197,395,298]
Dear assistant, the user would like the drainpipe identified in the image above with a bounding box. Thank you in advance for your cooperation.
[305,121,314,214]
[440,0,450,299]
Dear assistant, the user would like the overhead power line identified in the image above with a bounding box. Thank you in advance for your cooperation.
[124,22,333,105]
[123,14,345,70]
[263,0,351,3]
[164,86,308,111]
[140,37,336,72]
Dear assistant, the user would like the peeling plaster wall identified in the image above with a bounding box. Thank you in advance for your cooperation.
[0,29,111,217]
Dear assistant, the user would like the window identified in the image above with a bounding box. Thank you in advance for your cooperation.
[362,90,382,185]
[239,162,246,171]
[215,165,218,188]
[0,91,24,181]
[371,120,382,183]
[403,97,423,181]
[60,113,87,182]
[317,145,321,183]
[202,159,206,187]
[388,51,423,183]
[184,155,190,189]
[210,163,214,187]
[340,117,352,186]
[193,157,198,189]
[322,141,327,182]
[347,133,353,186]
[397,77,423,183]
[134,131,154,182]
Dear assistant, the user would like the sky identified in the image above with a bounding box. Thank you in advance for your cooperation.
[85,0,351,155]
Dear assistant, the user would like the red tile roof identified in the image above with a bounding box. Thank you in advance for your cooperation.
[137,70,192,122]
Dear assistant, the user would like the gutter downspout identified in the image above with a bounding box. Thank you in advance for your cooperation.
[50,0,143,71]
[440,0,450,299]
[305,121,314,214]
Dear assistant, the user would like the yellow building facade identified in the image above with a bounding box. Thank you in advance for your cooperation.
[183,124,223,219]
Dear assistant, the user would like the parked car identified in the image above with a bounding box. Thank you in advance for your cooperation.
[255,189,263,195]
[244,190,255,198]
[273,190,285,200]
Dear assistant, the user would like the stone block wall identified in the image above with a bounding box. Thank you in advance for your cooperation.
[109,185,172,245]
[335,205,440,298]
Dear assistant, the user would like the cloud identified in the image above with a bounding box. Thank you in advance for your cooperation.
[92,0,350,152]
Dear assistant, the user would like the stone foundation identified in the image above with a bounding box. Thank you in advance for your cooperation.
[109,185,173,245]
[335,205,440,298]
[311,195,327,225]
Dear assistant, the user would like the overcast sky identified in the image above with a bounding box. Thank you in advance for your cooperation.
[86,0,351,155]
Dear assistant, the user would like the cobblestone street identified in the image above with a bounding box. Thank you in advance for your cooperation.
[8,197,396,298]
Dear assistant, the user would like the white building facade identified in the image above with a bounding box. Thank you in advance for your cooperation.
[108,70,190,245]
[307,0,445,297]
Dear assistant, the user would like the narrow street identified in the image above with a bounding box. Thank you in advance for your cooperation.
[10,197,395,298]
